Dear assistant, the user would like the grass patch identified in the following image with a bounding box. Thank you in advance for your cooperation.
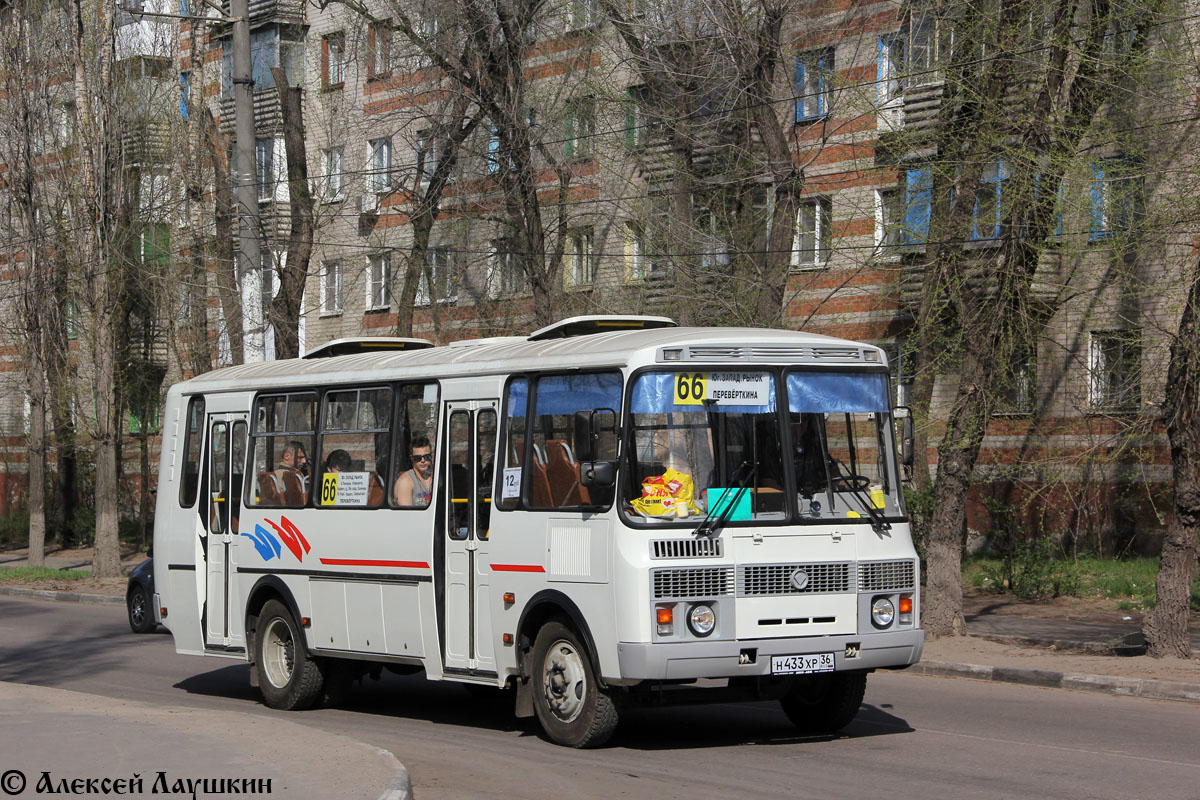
[965,555,1200,611]
[0,566,91,582]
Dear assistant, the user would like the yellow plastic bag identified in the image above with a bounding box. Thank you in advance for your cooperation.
[631,468,698,518]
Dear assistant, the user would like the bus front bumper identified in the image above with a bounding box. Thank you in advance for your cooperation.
[615,629,924,681]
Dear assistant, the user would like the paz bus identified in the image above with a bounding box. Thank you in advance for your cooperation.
[152,315,923,747]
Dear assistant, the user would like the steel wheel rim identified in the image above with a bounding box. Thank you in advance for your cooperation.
[262,617,296,689]
[130,591,146,626]
[541,639,587,723]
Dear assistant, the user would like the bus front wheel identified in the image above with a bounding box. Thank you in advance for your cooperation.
[530,621,618,748]
[255,599,326,711]
[779,671,868,734]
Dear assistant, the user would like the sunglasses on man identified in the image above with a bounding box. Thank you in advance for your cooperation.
[412,453,433,462]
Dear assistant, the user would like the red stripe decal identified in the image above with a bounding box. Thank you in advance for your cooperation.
[490,564,546,573]
[319,558,430,569]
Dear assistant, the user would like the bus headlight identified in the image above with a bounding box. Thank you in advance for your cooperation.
[687,604,716,637]
[871,597,895,629]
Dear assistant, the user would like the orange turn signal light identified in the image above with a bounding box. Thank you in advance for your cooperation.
[503,592,515,605]
[898,596,913,614]
[300,617,312,628]
[502,633,514,645]
[656,606,674,625]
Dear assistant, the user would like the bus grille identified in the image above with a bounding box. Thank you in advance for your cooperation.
[858,560,916,592]
[682,345,864,363]
[650,538,723,559]
[738,563,853,596]
[652,567,735,599]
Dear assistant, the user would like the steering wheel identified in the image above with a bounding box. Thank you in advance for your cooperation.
[830,473,871,492]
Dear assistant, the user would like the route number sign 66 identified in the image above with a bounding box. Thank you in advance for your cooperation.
[674,372,706,406]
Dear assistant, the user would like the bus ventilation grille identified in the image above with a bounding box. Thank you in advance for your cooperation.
[652,567,735,599]
[857,560,916,592]
[650,538,724,559]
[683,345,864,363]
[738,562,853,596]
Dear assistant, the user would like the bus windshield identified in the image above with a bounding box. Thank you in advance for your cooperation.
[622,369,900,526]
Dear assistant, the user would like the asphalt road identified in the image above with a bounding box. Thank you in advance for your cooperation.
[2,596,1197,800]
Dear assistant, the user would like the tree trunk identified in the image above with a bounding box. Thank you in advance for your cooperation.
[207,110,243,366]
[25,320,47,568]
[1144,260,1200,658]
[270,69,314,360]
[47,255,78,547]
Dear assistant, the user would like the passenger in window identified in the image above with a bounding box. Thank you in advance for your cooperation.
[394,434,434,508]
[276,441,309,505]
[325,449,351,473]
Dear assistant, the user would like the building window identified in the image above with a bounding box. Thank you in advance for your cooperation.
[1088,331,1140,411]
[320,261,343,315]
[794,49,834,122]
[626,223,649,281]
[321,146,344,202]
[905,14,953,87]
[625,84,663,151]
[260,256,277,322]
[368,137,392,193]
[877,36,902,106]
[1089,160,1138,241]
[792,198,832,268]
[567,229,594,287]
[368,22,392,78]
[903,165,932,245]
[564,97,594,159]
[875,189,902,249]
[570,0,600,29]
[972,161,1008,241]
[323,33,345,88]
[255,138,274,201]
[695,208,730,271]
[179,70,190,119]
[417,246,455,305]
[489,244,528,296]
[220,25,303,98]
[995,346,1037,415]
[367,253,390,310]
[416,129,439,190]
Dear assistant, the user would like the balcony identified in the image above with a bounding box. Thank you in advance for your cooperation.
[217,88,285,134]
[218,0,305,26]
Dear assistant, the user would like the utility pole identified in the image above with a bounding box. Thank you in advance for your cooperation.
[231,0,258,359]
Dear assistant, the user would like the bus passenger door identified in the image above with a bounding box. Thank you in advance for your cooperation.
[204,414,248,649]
[442,400,498,675]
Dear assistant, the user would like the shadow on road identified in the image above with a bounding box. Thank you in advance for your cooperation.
[174,664,912,749]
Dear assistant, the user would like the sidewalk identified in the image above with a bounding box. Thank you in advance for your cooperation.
[0,681,411,799]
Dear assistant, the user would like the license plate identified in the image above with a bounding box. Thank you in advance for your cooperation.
[771,652,836,675]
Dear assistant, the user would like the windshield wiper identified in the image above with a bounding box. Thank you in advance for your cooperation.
[693,460,757,538]
[829,458,891,534]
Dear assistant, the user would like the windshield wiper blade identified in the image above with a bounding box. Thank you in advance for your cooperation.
[830,459,891,534]
[694,460,757,538]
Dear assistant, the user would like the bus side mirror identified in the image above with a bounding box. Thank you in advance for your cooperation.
[894,407,914,467]
[574,410,596,462]
[580,460,615,488]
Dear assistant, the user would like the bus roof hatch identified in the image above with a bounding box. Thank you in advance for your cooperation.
[302,337,435,359]
[527,315,677,341]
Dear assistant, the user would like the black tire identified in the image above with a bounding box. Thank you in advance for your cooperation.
[127,585,155,634]
[319,658,357,708]
[254,599,326,710]
[779,671,868,734]
[530,621,618,748]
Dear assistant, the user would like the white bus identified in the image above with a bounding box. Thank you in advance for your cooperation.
[152,316,923,747]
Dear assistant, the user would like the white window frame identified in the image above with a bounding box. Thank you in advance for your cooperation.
[324,33,345,87]
[367,252,391,310]
[626,222,648,281]
[416,129,439,191]
[322,146,344,202]
[791,198,832,269]
[874,188,902,252]
[417,246,455,306]
[566,229,594,287]
[488,243,528,297]
[320,260,343,316]
[570,0,600,29]
[795,49,834,122]
[255,138,274,202]
[1087,330,1139,411]
[368,137,392,194]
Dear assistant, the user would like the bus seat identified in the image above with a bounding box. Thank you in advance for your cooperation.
[528,456,553,508]
[367,473,385,507]
[279,470,307,506]
[546,439,585,507]
[256,472,283,506]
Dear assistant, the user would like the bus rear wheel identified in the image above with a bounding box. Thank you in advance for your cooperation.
[779,671,868,734]
[255,599,326,711]
[530,621,618,748]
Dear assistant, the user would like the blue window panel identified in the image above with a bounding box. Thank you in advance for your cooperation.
[179,71,190,119]
[487,126,499,174]
[1089,162,1108,241]
[630,372,777,415]
[786,372,891,414]
[794,58,806,122]
[505,378,529,417]
[904,166,932,245]
[534,373,622,416]
[970,161,1007,240]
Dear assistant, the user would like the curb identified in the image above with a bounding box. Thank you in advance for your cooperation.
[907,660,1200,704]
[370,746,415,800]
[0,585,124,606]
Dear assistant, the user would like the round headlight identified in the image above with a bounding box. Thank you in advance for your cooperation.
[687,604,716,637]
[871,597,895,628]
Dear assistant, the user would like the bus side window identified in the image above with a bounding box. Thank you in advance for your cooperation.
[247,393,316,508]
[496,378,528,511]
[179,396,205,508]
[528,372,621,510]
[391,382,439,508]
[319,387,392,508]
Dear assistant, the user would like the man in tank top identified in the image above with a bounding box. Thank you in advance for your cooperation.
[394,434,433,507]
